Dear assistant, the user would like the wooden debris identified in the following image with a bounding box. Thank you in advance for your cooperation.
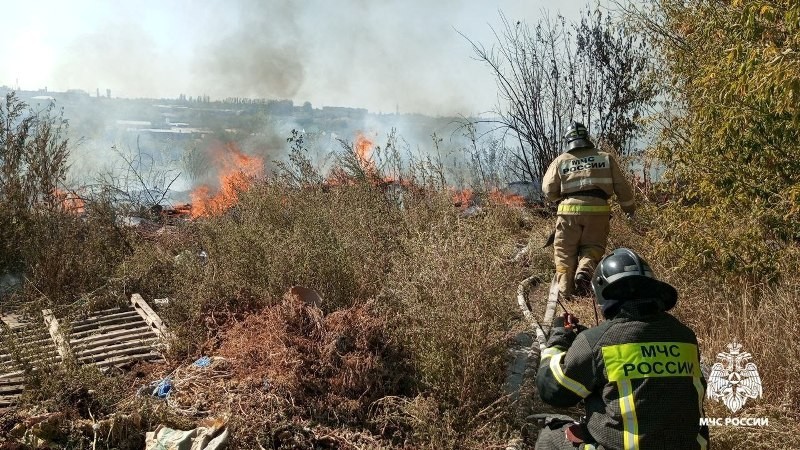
[0,295,168,408]
[0,316,61,409]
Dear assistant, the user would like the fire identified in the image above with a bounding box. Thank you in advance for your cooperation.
[354,132,378,175]
[355,133,374,165]
[324,132,380,187]
[488,188,526,207]
[53,189,86,214]
[450,188,528,209]
[165,204,192,219]
[190,142,264,217]
[325,132,530,212]
[451,188,475,207]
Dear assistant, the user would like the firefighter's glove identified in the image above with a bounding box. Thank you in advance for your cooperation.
[546,313,586,349]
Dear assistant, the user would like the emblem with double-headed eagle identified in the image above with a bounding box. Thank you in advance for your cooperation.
[707,341,762,412]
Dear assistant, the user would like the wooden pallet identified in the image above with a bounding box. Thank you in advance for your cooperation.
[0,294,168,408]
[0,315,61,408]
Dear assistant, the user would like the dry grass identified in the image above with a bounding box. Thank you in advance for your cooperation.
[0,175,532,448]
[2,138,796,449]
[145,289,410,448]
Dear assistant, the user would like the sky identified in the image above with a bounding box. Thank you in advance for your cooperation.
[1,0,599,117]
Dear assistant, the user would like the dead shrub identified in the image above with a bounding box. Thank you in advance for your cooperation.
[161,180,404,355]
[384,193,523,445]
[175,290,412,445]
[17,204,132,309]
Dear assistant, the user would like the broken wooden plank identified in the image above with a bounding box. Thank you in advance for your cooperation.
[130,294,169,342]
[70,311,143,333]
[79,344,163,365]
[76,339,158,360]
[70,320,149,339]
[0,319,63,408]
[94,351,163,369]
[42,309,69,360]
[0,314,27,329]
[72,328,155,350]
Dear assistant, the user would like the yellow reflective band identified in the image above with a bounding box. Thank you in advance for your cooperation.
[693,376,705,416]
[697,434,708,450]
[550,352,591,398]
[602,342,700,381]
[541,347,563,362]
[618,379,639,450]
[557,204,611,214]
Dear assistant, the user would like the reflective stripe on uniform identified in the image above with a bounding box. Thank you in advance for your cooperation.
[618,379,639,450]
[602,342,700,381]
[696,434,708,450]
[561,177,614,191]
[557,204,611,214]
[550,352,591,397]
[618,198,635,207]
[602,343,701,450]
[541,347,563,362]
[692,376,705,416]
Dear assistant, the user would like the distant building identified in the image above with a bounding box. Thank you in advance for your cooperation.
[322,106,367,119]
[116,120,152,129]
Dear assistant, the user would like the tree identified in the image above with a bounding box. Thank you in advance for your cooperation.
[465,9,656,184]
[0,92,69,211]
[626,0,800,281]
[0,93,132,304]
[0,92,70,273]
[94,140,182,216]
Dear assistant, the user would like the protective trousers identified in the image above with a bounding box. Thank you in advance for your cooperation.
[553,214,609,298]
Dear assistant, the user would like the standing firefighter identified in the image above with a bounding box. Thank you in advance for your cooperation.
[535,248,709,450]
[542,122,635,298]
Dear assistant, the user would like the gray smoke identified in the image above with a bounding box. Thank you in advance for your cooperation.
[45,0,582,115]
[192,0,306,100]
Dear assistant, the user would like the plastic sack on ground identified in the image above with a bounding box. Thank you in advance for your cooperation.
[144,418,228,450]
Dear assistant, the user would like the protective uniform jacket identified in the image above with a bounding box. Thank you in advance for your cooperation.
[542,148,635,216]
[537,304,709,450]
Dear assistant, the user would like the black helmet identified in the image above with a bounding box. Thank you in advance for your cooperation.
[592,248,677,318]
[563,121,595,151]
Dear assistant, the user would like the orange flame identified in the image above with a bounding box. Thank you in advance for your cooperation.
[53,189,85,214]
[355,132,377,175]
[190,142,264,217]
[488,188,526,207]
[324,132,379,187]
[355,133,373,163]
[165,203,193,219]
[451,188,475,207]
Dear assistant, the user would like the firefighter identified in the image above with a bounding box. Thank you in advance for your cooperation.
[535,248,709,450]
[542,122,635,298]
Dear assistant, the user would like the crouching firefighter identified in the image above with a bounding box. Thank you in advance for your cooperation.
[542,122,635,298]
[535,248,709,450]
